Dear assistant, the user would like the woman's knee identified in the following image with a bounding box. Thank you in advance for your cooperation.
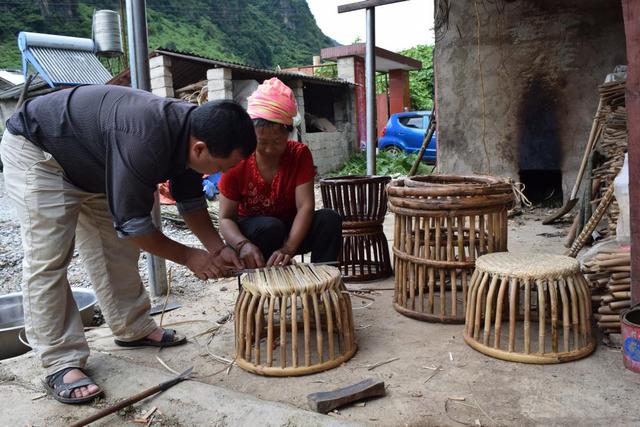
[315,209,342,235]
[240,216,287,242]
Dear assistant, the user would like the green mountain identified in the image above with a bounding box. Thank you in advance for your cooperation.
[0,0,336,70]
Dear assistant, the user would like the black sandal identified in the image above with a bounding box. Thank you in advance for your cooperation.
[42,367,103,404]
[114,328,187,348]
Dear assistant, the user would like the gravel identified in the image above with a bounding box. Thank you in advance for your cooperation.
[0,172,211,301]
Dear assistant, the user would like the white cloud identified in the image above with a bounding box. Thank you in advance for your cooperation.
[306,0,434,52]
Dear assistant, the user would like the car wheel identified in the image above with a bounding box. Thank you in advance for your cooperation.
[383,145,403,156]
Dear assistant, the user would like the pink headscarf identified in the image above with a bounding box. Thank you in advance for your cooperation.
[246,77,298,126]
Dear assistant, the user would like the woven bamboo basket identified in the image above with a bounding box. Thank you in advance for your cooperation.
[387,175,513,323]
[464,253,595,364]
[234,264,357,376]
[320,175,392,281]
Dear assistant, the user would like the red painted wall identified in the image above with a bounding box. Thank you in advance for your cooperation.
[389,69,411,114]
[377,93,389,137]
[622,0,640,305]
[354,57,366,149]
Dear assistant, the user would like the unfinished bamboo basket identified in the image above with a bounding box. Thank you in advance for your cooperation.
[464,253,595,364]
[387,175,513,323]
[234,264,357,376]
[320,175,392,281]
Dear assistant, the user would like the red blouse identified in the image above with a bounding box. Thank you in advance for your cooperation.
[219,141,316,223]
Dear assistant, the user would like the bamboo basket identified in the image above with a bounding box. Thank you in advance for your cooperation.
[387,175,513,323]
[464,253,595,364]
[234,264,357,376]
[320,175,392,281]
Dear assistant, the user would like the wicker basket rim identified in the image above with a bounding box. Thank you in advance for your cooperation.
[320,175,391,184]
[475,252,580,279]
[241,264,342,296]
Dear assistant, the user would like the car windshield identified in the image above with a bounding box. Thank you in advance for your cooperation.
[399,116,424,129]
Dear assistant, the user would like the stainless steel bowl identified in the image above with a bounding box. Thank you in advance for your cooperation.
[0,288,97,360]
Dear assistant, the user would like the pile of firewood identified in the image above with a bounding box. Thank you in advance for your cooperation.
[583,247,631,335]
[566,80,626,247]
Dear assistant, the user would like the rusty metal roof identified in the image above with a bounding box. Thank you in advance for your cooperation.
[153,48,352,86]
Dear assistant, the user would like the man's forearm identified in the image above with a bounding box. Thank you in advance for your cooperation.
[182,208,225,252]
[129,229,193,265]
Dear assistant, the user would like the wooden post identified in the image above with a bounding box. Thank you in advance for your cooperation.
[622,0,640,305]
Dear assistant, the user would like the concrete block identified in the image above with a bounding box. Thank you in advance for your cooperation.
[149,55,171,69]
[208,88,233,101]
[337,57,356,83]
[150,75,173,90]
[152,87,174,98]
[207,79,233,92]
[207,68,232,81]
[150,66,172,79]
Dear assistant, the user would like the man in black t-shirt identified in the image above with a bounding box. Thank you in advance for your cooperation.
[1,85,256,404]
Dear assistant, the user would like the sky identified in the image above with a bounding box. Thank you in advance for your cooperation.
[306,0,434,52]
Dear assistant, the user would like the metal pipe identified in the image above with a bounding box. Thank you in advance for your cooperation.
[126,0,168,296]
[365,7,377,175]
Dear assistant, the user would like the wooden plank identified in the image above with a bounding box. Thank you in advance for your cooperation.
[307,378,386,414]
[338,0,408,13]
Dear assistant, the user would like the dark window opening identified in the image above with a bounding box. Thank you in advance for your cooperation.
[303,84,338,133]
[399,116,424,129]
[519,170,563,207]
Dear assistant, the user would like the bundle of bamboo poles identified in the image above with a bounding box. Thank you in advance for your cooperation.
[583,247,631,335]
[565,79,627,249]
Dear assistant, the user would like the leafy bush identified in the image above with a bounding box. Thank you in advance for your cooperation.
[327,151,433,178]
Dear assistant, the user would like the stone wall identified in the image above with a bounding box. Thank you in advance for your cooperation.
[434,0,626,201]
[305,131,351,175]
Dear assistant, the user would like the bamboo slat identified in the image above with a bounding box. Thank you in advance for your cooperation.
[463,253,595,364]
[320,175,392,281]
[388,175,513,323]
[234,264,357,376]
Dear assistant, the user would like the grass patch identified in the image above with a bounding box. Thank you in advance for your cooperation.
[327,151,434,177]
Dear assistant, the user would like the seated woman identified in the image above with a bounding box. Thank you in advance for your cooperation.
[219,78,342,268]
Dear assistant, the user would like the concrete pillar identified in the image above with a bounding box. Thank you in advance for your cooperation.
[290,80,307,137]
[622,0,640,305]
[337,56,366,149]
[149,55,174,98]
[207,68,233,101]
[388,69,411,114]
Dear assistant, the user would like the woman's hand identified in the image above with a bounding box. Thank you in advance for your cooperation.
[266,247,296,267]
[239,242,265,269]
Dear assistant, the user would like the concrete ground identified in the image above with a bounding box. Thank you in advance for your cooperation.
[2,207,640,426]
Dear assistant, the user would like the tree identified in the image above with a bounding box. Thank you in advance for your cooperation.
[400,45,434,111]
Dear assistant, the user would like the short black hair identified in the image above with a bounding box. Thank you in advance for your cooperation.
[190,99,257,157]
[253,118,294,133]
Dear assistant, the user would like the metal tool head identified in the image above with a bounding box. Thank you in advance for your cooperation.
[178,367,193,379]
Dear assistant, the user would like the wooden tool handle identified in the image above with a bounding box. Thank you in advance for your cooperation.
[307,378,385,414]
[70,385,161,427]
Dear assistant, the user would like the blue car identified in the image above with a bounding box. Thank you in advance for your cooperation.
[378,111,436,163]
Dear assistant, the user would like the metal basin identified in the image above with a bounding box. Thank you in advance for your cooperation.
[0,288,97,360]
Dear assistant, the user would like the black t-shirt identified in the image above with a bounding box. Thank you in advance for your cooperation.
[6,85,206,237]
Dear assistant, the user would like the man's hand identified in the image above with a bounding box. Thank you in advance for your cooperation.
[216,245,244,271]
[239,242,265,269]
[185,247,226,280]
[266,247,296,267]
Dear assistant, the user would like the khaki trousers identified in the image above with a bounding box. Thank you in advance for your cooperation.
[0,130,157,375]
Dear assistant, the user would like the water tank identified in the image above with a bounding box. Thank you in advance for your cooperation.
[92,9,123,57]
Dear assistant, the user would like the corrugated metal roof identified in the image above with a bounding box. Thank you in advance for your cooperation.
[0,79,56,100]
[28,47,112,86]
[154,48,352,86]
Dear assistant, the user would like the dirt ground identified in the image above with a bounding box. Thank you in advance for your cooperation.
[1,172,640,426]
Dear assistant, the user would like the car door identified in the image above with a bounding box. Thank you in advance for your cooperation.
[423,114,437,161]
[398,115,425,153]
